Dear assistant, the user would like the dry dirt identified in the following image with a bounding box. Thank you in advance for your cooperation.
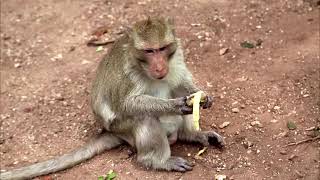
[0,0,319,180]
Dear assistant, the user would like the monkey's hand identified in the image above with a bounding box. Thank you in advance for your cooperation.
[200,93,213,109]
[186,91,213,109]
[175,97,193,115]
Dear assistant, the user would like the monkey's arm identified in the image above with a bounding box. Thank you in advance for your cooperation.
[180,80,201,94]
[175,76,213,109]
[123,95,192,115]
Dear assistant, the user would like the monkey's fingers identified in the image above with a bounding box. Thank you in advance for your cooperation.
[201,95,214,109]
[181,106,193,115]
[207,131,226,149]
[186,91,206,107]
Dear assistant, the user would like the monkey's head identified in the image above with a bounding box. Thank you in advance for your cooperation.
[130,17,177,80]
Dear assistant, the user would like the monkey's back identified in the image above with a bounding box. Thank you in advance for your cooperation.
[91,34,136,114]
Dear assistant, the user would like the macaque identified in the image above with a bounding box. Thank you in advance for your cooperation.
[0,17,225,180]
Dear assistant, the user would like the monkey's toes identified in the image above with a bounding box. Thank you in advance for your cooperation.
[168,157,193,172]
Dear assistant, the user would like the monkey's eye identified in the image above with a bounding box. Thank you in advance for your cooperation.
[138,58,147,64]
[144,49,154,54]
[159,46,167,51]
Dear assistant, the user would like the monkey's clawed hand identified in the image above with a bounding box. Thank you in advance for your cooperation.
[174,93,213,115]
[175,96,193,115]
[200,94,213,109]
[197,131,225,148]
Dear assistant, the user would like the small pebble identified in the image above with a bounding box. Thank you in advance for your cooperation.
[288,154,297,161]
[219,47,229,55]
[273,106,280,110]
[219,121,231,129]
[250,121,263,128]
[232,108,240,113]
[14,63,22,68]
[295,170,304,178]
[279,150,287,155]
[270,119,278,123]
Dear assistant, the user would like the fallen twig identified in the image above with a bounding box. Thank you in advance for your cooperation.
[284,136,320,147]
[87,39,115,47]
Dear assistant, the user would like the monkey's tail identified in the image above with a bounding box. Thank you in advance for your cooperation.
[0,133,123,180]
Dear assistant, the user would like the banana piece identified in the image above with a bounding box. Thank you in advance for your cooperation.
[192,91,203,131]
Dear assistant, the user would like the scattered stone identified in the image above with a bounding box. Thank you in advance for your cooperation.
[288,154,298,161]
[279,150,287,155]
[250,121,263,128]
[305,126,315,131]
[219,47,229,55]
[232,108,240,113]
[219,121,231,129]
[3,35,11,40]
[273,106,280,110]
[243,140,254,149]
[81,60,91,65]
[240,104,246,109]
[190,23,201,27]
[256,39,263,46]
[14,63,22,68]
[69,46,76,52]
[211,123,218,129]
[23,106,34,113]
[51,54,63,61]
[235,76,248,82]
[54,93,64,101]
[270,119,278,123]
[206,81,213,87]
[295,170,304,178]
[303,94,310,97]
[215,174,227,180]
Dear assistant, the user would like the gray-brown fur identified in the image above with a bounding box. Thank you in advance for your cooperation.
[0,17,225,180]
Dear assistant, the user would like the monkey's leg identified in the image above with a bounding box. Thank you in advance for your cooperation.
[134,116,193,172]
[178,115,225,148]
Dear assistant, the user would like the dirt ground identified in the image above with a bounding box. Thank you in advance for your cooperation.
[1,0,319,179]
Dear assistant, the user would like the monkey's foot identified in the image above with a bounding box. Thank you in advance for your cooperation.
[165,156,193,172]
[198,131,225,148]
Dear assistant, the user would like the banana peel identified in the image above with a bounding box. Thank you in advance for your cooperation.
[186,91,206,131]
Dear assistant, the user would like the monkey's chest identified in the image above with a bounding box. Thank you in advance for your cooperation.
[147,82,172,99]
[148,82,182,137]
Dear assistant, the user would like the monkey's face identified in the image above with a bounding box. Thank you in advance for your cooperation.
[137,43,177,80]
[131,17,177,80]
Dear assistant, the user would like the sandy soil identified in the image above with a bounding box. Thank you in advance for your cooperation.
[1,0,319,179]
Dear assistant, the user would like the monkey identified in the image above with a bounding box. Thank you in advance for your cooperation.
[0,17,225,180]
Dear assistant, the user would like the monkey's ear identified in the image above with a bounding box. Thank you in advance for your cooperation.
[165,17,175,26]
[146,16,152,25]
[125,26,134,38]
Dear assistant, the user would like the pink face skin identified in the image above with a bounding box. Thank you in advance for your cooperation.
[143,46,170,80]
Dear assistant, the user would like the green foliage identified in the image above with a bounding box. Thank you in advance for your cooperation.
[240,41,255,48]
[97,170,117,180]
[287,121,297,130]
